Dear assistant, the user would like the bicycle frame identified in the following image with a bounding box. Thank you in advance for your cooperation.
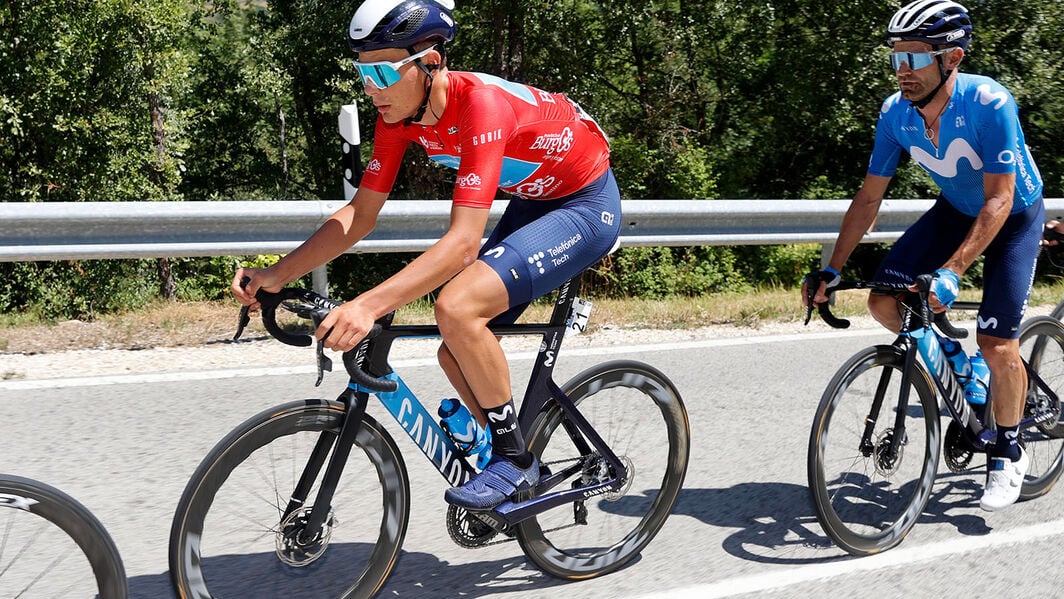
[858,294,1058,462]
[282,273,629,535]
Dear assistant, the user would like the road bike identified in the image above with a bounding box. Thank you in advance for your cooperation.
[0,473,128,598]
[805,275,1064,556]
[168,271,690,598]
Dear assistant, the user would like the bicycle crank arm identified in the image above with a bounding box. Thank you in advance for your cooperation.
[489,478,622,526]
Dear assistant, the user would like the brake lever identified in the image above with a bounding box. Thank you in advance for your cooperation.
[802,273,816,326]
[234,305,251,341]
[310,309,334,387]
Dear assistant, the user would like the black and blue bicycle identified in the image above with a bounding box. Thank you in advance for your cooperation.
[806,275,1064,555]
[168,270,690,598]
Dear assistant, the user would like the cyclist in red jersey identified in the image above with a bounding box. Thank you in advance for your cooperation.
[232,0,621,511]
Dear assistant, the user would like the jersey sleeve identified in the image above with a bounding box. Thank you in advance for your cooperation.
[975,83,1021,176]
[357,115,410,194]
[451,88,519,209]
[866,95,904,178]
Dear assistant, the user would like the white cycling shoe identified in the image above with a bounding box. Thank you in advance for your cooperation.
[980,446,1029,512]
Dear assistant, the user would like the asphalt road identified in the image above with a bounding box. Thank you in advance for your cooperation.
[2,327,1062,598]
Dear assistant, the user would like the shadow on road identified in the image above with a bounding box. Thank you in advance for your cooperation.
[129,547,573,599]
[663,473,989,565]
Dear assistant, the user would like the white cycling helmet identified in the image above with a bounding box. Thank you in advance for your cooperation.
[887,0,972,50]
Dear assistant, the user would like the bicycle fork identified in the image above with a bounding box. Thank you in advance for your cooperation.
[857,345,918,467]
[280,386,369,548]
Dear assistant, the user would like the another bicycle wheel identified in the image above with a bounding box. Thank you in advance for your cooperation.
[808,344,940,556]
[0,474,127,599]
[1016,316,1064,499]
[169,399,410,599]
[518,360,689,579]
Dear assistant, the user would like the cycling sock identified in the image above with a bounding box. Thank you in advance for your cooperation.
[991,424,1021,461]
[484,399,533,469]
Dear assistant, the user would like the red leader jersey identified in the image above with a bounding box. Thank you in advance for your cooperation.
[358,71,611,209]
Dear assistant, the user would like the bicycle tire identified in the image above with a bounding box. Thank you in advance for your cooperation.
[518,360,689,579]
[1049,299,1064,323]
[169,399,410,599]
[1017,316,1064,499]
[0,474,128,599]
[808,344,940,556]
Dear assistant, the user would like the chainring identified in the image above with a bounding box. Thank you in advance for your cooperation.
[944,419,977,473]
[445,504,500,548]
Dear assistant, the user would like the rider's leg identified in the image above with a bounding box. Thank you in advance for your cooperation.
[438,342,487,425]
[979,332,1030,511]
[868,292,903,332]
[978,334,1024,453]
[435,264,533,466]
[976,199,1043,511]
[434,263,512,410]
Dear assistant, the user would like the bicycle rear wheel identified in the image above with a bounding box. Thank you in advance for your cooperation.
[169,399,410,599]
[1017,316,1064,499]
[0,474,127,599]
[808,345,940,556]
[518,360,689,579]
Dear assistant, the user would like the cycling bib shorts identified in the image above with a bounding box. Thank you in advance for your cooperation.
[480,169,621,324]
[874,196,1044,339]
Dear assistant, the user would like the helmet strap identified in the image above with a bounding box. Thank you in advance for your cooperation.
[404,46,442,125]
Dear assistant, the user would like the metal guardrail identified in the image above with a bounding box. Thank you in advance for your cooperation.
[1,198,1062,262]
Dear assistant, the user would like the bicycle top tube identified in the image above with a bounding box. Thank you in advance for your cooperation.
[235,271,587,390]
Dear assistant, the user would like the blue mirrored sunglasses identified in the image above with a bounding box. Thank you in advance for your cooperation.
[354,47,434,90]
[889,48,954,71]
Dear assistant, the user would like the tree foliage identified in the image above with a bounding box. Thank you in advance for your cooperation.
[2,1,1063,316]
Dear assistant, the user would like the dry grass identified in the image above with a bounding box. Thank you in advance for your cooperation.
[3,282,1064,354]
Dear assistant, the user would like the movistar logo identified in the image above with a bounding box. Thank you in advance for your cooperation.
[910,138,982,177]
[975,84,1008,110]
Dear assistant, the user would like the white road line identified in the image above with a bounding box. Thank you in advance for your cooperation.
[633,518,1064,599]
[0,328,886,390]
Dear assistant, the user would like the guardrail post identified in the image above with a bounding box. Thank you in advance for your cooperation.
[312,265,329,297]
[820,243,834,269]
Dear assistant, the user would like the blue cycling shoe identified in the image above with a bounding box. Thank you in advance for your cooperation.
[444,455,540,510]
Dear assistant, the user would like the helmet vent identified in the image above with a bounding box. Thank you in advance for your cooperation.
[389,8,428,41]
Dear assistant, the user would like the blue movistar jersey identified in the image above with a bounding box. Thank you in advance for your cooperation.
[867,73,1043,217]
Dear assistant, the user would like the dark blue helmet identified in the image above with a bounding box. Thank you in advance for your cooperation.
[887,0,972,50]
[348,0,456,53]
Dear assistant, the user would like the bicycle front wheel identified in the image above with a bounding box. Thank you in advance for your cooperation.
[808,345,940,556]
[518,360,690,579]
[169,399,410,599]
[0,474,127,599]
[1017,316,1064,499]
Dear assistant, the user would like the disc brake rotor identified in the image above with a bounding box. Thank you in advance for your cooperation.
[275,506,335,567]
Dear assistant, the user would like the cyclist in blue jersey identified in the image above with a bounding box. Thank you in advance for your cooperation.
[803,0,1045,511]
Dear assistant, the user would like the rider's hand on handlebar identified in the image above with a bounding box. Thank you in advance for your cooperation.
[315,300,376,352]
[232,267,285,310]
[802,267,841,307]
[919,268,958,314]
